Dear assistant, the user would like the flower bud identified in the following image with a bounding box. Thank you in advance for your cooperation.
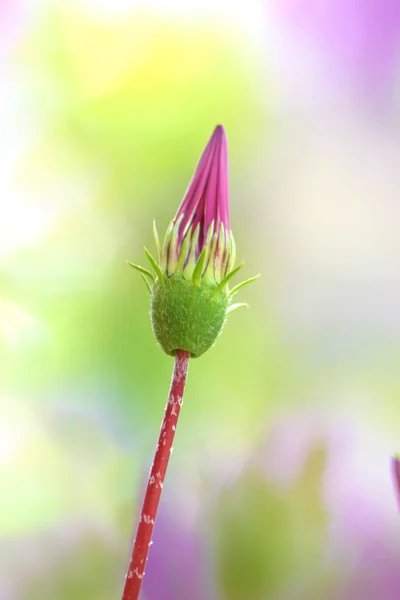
[129,125,259,358]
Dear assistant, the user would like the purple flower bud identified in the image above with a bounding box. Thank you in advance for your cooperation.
[176,125,229,246]
[161,125,235,283]
[129,125,260,357]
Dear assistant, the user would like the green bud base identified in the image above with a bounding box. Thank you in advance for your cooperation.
[151,277,229,358]
[128,223,260,358]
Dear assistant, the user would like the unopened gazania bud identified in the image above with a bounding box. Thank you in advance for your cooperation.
[129,125,259,358]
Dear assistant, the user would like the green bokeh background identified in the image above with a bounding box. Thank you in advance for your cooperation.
[1,2,400,599]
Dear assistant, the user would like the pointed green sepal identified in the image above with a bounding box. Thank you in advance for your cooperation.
[153,220,161,262]
[160,220,174,272]
[228,274,261,297]
[127,261,155,281]
[182,223,200,279]
[226,234,236,274]
[144,247,164,281]
[226,302,249,314]
[176,227,191,272]
[192,247,207,286]
[213,262,244,297]
[141,273,152,294]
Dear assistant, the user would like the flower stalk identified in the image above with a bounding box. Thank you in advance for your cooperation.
[121,349,190,600]
[124,125,259,597]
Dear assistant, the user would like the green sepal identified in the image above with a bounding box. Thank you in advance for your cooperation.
[202,230,219,283]
[127,261,155,281]
[141,273,152,294]
[226,302,249,314]
[144,247,164,281]
[160,221,174,273]
[226,234,236,274]
[229,274,261,297]
[192,247,207,286]
[175,227,191,272]
[182,223,200,279]
[153,220,161,262]
[213,262,244,297]
[167,217,183,276]
[214,225,226,277]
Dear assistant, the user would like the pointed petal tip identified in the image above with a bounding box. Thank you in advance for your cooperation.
[213,124,227,140]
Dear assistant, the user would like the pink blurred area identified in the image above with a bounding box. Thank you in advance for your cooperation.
[0,0,24,52]
[273,0,400,93]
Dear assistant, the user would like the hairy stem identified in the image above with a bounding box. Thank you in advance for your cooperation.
[121,349,190,600]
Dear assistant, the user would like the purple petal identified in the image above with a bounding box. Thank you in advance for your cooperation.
[174,125,230,258]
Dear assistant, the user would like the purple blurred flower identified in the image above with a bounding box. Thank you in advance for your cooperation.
[259,410,400,597]
[392,455,400,510]
[142,501,213,600]
[344,535,400,600]
[0,0,24,55]
[275,0,400,91]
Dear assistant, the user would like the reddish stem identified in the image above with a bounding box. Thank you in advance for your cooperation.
[121,349,190,600]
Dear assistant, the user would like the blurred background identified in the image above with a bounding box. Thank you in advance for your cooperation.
[1,1,400,598]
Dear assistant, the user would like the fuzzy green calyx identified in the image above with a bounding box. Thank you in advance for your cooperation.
[129,231,259,358]
[151,276,229,358]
